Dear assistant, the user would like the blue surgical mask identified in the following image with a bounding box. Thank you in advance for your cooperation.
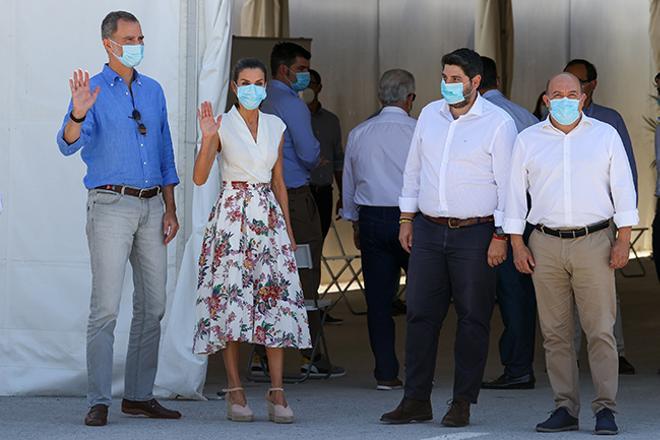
[110,40,144,68]
[291,71,311,92]
[549,97,581,125]
[236,84,267,110]
[441,79,466,105]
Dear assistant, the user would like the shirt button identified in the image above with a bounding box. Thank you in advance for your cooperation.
[110,83,114,87]
[125,92,129,96]
[145,179,149,183]
[140,143,144,147]
[143,161,147,165]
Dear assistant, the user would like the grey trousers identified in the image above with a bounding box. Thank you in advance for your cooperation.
[85,189,167,407]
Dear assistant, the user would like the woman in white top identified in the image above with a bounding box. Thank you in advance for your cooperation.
[192,58,311,424]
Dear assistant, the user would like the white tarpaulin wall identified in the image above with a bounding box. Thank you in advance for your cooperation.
[0,0,185,396]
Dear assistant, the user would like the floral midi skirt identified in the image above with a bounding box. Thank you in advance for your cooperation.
[193,182,312,354]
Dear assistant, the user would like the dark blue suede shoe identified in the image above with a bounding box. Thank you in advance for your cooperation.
[594,408,618,435]
[536,407,579,432]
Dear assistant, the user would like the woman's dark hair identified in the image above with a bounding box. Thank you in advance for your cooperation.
[232,57,268,83]
[441,48,483,79]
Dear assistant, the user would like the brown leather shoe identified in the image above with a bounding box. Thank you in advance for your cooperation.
[121,399,182,419]
[84,404,108,426]
[441,399,470,427]
[380,398,433,424]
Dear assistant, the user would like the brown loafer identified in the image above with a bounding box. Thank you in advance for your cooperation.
[121,399,182,419]
[441,399,470,427]
[84,404,108,426]
[380,398,433,424]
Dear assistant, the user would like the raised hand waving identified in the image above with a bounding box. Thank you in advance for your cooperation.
[69,69,100,118]
[197,101,222,138]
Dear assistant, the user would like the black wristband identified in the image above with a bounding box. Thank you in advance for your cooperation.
[69,110,86,123]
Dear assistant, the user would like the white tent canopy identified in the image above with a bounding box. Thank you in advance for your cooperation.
[1,0,656,397]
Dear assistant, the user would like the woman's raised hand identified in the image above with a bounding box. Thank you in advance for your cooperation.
[197,101,222,138]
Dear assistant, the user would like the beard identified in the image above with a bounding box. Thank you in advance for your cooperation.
[448,84,473,109]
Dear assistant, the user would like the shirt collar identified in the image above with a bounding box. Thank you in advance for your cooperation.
[439,92,485,119]
[101,64,142,87]
[540,113,594,133]
[381,106,408,116]
[269,79,297,96]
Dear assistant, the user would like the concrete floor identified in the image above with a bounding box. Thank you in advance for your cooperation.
[1,259,659,440]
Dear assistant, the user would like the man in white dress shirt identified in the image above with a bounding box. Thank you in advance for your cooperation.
[505,73,637,435]
[342,69,417,391]
[380,48,517,428]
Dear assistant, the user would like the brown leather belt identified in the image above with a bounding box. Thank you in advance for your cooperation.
[423,214,494,229]
[95,184,161,199]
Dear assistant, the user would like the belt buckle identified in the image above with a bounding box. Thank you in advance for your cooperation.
[447,218,460,229]
[138,188,146,198]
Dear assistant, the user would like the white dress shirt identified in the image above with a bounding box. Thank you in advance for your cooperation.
[399,94,518,226]
[503,115,639,234]
[342,106,417,221]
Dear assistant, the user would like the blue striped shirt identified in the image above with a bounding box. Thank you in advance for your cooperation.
[56,64,179,189]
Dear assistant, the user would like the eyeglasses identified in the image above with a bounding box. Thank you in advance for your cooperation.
[130,109,147,136]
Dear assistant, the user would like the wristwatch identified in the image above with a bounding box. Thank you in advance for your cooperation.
[494,226,508,238]
[69,110,86,123]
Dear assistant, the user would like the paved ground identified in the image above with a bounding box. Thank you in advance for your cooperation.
[1,259,659,440]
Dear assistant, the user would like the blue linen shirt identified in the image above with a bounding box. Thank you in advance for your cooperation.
[584,102,638,191]
[482,89,538,133]
[261,80,320,188]
[56,64,179,189]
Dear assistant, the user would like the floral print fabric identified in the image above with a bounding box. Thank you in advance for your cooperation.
[193,182,311,354]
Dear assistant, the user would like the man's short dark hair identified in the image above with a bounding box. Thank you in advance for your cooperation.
[101,11,139,39]
[309,69,321,84]
[441,48,483,79]
[270,42,311,76]
[565,59,598,82]
[480,56,498,90]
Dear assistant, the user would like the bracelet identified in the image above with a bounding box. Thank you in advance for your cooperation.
[492,233,508,241]
[69,110,86,123]
[399,218,413,225]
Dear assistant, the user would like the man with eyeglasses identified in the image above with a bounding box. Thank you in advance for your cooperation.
[56,10,181,427]
[564,59,638,376]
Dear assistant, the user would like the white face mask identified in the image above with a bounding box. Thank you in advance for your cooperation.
[301,88,316,104]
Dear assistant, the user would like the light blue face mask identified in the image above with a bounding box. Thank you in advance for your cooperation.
[110,40,144,68]
[236,84,267,110]
[549,97,581,125]
[441,79,466,105]
[290,71,311,92]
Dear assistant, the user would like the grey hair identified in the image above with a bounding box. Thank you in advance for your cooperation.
[378,69,415,105]
[101,11,139,39]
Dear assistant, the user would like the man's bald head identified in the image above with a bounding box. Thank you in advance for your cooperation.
[543,72,586,129]
[545,72,581,96]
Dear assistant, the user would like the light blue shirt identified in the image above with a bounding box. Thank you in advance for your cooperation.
[261,80,320,188]
[584,102,638,192]
[56,64,179,189]
[342,106,417,221]
[482,89,538,133]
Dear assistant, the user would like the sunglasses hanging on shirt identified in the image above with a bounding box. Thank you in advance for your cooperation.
[129,109,147,136]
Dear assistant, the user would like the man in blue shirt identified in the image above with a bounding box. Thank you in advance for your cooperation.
[261,42,345,377]
[56,11,181,426]
[564,59,638,375]
[478,57,538,391]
